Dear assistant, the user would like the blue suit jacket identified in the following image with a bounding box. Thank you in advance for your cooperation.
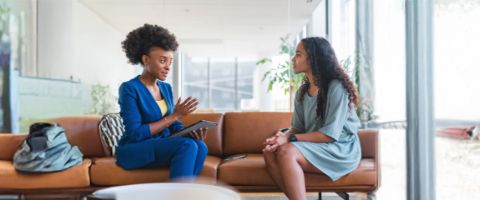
[115,76,184,169]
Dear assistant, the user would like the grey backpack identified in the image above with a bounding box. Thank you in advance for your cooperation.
[13,123,83,172]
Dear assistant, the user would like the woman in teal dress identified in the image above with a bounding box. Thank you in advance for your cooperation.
[263,37,361,200]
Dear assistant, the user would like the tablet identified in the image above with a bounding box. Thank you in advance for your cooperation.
[169,120,218,138]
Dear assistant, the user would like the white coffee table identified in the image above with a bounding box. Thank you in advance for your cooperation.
[91,183,241,200]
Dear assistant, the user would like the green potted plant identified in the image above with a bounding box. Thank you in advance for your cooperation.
[256,35,303,111]
[90,84,118,115]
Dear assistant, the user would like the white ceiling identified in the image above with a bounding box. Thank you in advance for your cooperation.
[80,0,322,59]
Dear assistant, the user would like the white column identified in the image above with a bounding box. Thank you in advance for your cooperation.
[405,0,435,200]
[325,0,332,41]
[355,0,375,124]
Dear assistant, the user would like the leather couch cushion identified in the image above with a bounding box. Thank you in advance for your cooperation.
[179,113,224,156]
[90,156,221,186]
[223,112,291,155]
[0,159,91,189]
[218,154,275,186]
[50,116,106,158]
[304,158,377,189]
[218,154,377,189]
[0,134,27,160]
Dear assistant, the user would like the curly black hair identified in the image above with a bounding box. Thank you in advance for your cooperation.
[121,24,178,65]
[297,37,359,124]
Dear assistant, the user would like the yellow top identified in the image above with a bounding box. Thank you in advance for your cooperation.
[156,99,168,117]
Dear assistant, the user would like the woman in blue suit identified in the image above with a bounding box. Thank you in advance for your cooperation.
[115,24,208,181]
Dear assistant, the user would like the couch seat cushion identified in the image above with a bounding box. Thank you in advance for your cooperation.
[0,159,91,189]
[218,154,377,189]
[218,154,275,186]
[90,156,221,186]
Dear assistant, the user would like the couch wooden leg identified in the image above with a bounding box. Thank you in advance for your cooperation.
[318,192,322,200]
[366,192,377,200]
[335,192,349,200]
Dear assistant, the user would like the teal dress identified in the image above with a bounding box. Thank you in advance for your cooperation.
[291,80,361,181]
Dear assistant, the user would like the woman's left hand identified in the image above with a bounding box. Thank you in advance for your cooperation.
[189,128,207,140]
[263,133,288,152]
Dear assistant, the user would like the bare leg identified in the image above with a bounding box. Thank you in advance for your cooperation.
[275,143,308,200]
[274,143,325,200]
[263,149,286,191]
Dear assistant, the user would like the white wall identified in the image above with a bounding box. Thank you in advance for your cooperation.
[37,0,73,79]
[37,0,137,88]
[71,0,138,87]
[18,0,139,132]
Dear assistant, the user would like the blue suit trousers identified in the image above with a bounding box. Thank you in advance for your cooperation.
[146,137,208,180]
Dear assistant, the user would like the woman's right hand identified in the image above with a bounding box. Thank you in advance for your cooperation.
[172,96,199,118]
[263,130,283,152]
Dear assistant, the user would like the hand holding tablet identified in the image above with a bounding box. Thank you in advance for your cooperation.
[170,120,218,138]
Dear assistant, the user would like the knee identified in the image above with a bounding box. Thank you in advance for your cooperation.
[194,140,208,155]
[178,138,198,154]
[275,144,297,161]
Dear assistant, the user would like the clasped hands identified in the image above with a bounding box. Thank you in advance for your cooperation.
[262,130,289,152]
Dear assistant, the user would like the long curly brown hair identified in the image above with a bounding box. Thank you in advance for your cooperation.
[297,37,358,124]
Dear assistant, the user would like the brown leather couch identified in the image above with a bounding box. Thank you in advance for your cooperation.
[0,112,379,199]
